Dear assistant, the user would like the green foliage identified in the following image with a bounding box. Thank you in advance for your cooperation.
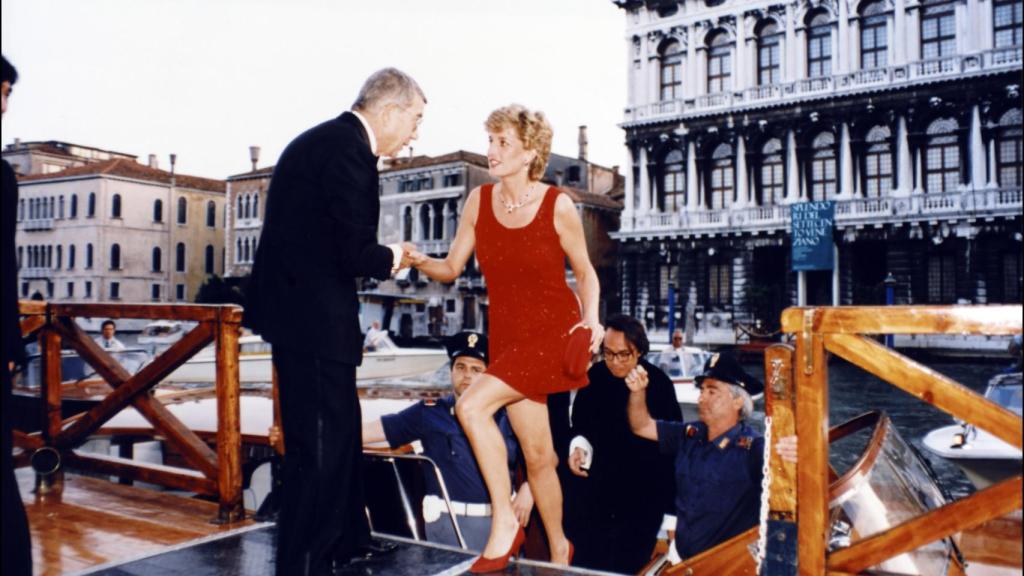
[195,274,247,306]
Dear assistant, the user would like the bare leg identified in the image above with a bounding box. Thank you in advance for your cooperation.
[455,374,525,559]
[505,398,572,565]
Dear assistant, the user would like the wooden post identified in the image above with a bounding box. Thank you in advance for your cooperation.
[38,319,64,494]
[793,309,828,576]
[762,344,798,575]
[215,306,243,523]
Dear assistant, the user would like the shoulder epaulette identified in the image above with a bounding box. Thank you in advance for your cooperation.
[685,425,698,438]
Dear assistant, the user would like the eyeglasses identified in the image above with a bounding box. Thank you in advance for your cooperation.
[601,348,637,363]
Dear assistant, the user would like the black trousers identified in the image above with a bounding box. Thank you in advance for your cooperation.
[273,347,369,576]
[3,362,32,576]
[573,510,662,575]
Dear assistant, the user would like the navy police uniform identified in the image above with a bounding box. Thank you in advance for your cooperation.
[657,352,766,560]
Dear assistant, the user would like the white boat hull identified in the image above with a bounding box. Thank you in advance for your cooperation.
[922,424,1023,490]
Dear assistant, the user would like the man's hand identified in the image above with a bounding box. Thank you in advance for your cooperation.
[624,365,648,393]
[775,435,797,463]
[568,446,590,477]
[511,482,534,526]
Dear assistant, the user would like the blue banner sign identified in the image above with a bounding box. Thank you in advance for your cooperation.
[791,201,835,271]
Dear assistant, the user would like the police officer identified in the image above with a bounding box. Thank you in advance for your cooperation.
[362,331,534,551]
[625,352,776,561]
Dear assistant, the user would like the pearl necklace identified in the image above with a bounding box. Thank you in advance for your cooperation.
[499,183,536,214]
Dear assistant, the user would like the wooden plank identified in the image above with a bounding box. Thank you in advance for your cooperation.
[765,344,797,514]
[828,476,1023,573]
[781,305,1022,335]
[795,311,829,576]
[47,302,242,322]
[56,322,215,447]
[17,299,47,316]
[825,334,1023,450]
[215,316,244,522]
[959,513,1023,568]
[271,362,284,454]
[41,328,63,444]
[665,526,758,575]
[19,314,45,338]
[53,318,220,478]
[65,452,218,495]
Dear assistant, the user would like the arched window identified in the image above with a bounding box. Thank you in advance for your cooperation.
[243,238,251,263]
[446,199,458,240]
[661,148,686,211]
[706,31,732,93]
[252,193,260,219]
[921,0,956,59]
[154,199,163,222]
[205,245,215,274]
[111,194,122,218]
[18,199,24,221]
[86,243,94,268]
[924,118,961,193]
[709,143,734,209]
[87,192,96,218]
[996,109,1022,187]
[807,11,832,78]
[757,20,782,86]
[70,194,79,218]
[236,238,242,263]
[59,196,65,219]
[176,242,186,271]
[236,194,244,218]
[28,199,34,220]
[659,39,683,101]
[419,205,431,241]
[243,195,251,219]
[56,245,63,269]
[403,207,414,242]
[68,245,76,269]
[994,0,1023,48]
[48,197,54,218]
[810,132,837,200]
[177,197,187,224]
[110,244,121,270]
[47,245,53,268]
[206,201,216,227]
[760,138,785,205]
[152,247,162,272]
[863,126,894,197]
[860,1,888,69]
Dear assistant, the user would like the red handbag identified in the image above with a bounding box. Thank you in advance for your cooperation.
[563,326,593,379]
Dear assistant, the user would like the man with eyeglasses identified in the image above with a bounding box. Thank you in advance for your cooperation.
[362,331,534,552]
[562,314,682,574]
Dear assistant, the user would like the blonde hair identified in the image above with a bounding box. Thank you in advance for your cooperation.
[485,104,553,181]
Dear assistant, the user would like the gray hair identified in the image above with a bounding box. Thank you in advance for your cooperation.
[727,384,754,420]
[352,67,426,112]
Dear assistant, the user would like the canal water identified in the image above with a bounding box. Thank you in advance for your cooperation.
[742,357,1006,500]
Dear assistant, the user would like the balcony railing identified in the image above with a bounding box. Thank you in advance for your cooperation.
[623,47,1023,125]
[22,218,55,231]
[617,186,1022,236]
[20,266,55,279]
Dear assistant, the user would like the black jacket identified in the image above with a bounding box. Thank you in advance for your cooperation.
[2,160,24,367]
[244,113,394,363]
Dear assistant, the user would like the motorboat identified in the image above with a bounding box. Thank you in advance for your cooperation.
[646,344,715,417]
[922,371,1023,489]
[137,320,190,354]
[165,333,448,384]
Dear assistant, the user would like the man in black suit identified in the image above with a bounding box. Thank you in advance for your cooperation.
[2,54,32,576]
[245,67,425,575]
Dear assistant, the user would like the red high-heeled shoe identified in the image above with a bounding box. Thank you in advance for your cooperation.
[567,540,574,565]
[468,526,526,573]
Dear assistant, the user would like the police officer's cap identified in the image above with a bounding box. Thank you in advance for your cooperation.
[446,331,488,364]
[695,352,763,396]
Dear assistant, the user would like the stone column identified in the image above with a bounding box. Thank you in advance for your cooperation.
[686,25,699,99]
[906,6,921,62]
[849,19,861,72]
[914,143,924,194]
[836,0,849,74]
[898,115,913,195]
[687,138,700,211]
[786,129,801,203]
[988,134,999,188]
[639,145,651,215]
[735,18,749,91]
[624,143,635,227]
[970,104,986,191]
[893,0,907,64]
[841,122,855,198]
[786,5,799,81]
[735,134,749,207]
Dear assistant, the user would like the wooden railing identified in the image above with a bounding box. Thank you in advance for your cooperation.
[13,300,245,523]
[768,305,1022,576]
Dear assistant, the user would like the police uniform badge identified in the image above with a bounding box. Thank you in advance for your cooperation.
[685,425,698,438]
[738,436,753,450]
[467,333,479,348]
[717,437,731,449]
[709,353,720,368]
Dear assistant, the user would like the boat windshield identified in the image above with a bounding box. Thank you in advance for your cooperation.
[985,373,1022,416]
[647,348,713,379]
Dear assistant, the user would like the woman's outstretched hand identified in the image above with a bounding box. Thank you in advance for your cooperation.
[569,319,605,354]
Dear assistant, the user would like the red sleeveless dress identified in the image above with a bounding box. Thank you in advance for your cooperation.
[475,184,589,401]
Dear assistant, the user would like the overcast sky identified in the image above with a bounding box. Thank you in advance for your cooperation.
[1,0,628,180]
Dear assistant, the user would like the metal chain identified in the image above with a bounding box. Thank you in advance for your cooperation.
[755,414,773,574]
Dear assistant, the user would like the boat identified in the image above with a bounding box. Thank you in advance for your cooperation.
[646,344,715,417]
[164,333,448,384]
[922,371,1023,489]
[137,320,190,354]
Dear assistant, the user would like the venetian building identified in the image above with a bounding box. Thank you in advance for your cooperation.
[612,0,1023,345]
[15,154,226,303]
[224,147,272,279]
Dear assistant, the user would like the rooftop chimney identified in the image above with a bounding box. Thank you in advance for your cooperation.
[169,153,177,174]
[148,154,158,169]
[578,125,588,162]
[13,138,20,149]
[249,146,261,171]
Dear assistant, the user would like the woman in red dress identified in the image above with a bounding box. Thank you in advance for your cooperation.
[410,104,603,571]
